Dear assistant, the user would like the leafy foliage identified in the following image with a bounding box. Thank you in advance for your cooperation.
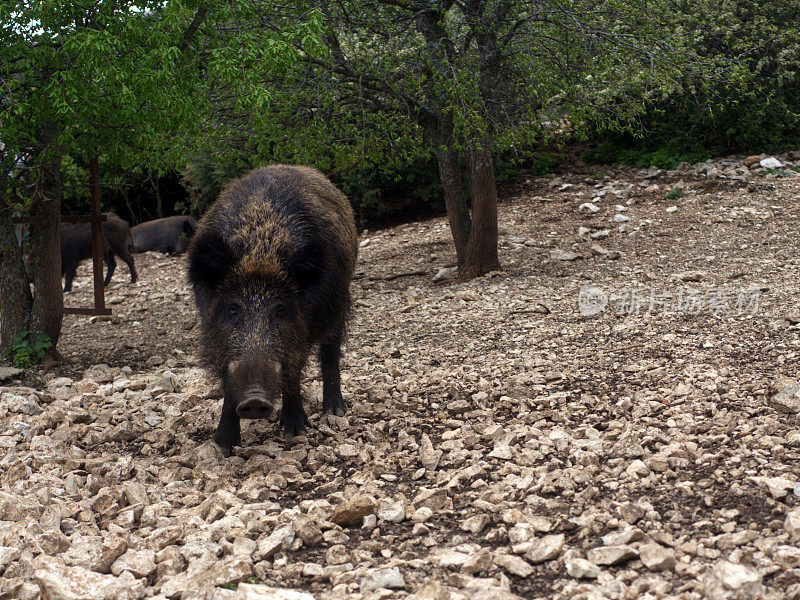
[588,0,800,154]
[3,331,52,368]
[582,139,709,170]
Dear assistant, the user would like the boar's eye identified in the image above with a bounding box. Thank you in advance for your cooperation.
[270,305,285,322]
[228,305,241,322]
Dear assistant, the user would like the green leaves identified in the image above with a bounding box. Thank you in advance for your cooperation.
[0,1,319,187]
[3,331,53,368]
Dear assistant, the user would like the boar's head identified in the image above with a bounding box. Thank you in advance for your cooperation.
[188,227,320,420]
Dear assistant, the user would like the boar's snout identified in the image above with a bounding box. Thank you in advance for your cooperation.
[236,387,274,419]
[226,358,280,420]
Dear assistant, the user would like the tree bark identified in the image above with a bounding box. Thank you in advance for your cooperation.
[0,206,33,352]
[28,124,64,349]
[460,142,500,279]
[434,144,471,268]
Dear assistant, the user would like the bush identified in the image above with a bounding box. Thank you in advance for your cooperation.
[582,138,708,170]
[3,331,52,368]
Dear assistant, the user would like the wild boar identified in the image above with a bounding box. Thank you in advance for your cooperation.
[131,216,198,255]
[188,165,358,455]
[60,213,137,292]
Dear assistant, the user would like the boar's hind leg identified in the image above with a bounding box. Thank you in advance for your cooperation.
[117,246,138,283]
[63,260,78,292]
[279,379,310,441]
[320,332,347,417]
[214,385,241,457]
[103,252,116,286]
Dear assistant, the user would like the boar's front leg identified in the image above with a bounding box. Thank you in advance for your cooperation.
[320,332,347,417]
[279,376,310,441]
[214,382,241,456]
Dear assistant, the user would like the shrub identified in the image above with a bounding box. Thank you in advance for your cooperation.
[3,331,52,368]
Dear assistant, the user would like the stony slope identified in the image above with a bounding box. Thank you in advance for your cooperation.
[1,157,800,600]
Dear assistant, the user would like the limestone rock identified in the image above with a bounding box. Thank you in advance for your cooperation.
[360,566,405,592]
[493,554,533,577]
[786,508,800,542]
[525,534,565,564]
[638,543,676,572]
[35,559,145,600]
[292,516,323,547]
[769,378,800,413]
[235,585,316,600]
[328,496,375,527]
[111,549,156,579]
[587,545,638,566]
[702,561,763,600]
[565,558,600,579]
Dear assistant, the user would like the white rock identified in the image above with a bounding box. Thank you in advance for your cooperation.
[625,459,650,478]
[587,545,638,566]
[430,548,470,568]
[612,214,630,223]
[760,157,783,169]
[111,549,156,578]
[549,249,580,261]
[770,381,800,413]
[493,554,533,577]
[579,203,600,214]
[258,526,294,560]
[432,266,458,283]
[525,534,565,564]
[565,558,600,579]
[774,545,800,569]
[786,508,800,541]
[638,543,676,572]
[419,433,443,470]
[0,367,22,381]
[751,476,795,500]
[360,566,405,592]
[235,584,316,600]
[702,561,763,600]
[377,499,406,523]
[35,558,145,600]
[0,546,21,570]
[461,514,490,534]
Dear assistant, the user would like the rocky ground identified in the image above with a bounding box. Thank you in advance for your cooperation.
[1,152,800,600]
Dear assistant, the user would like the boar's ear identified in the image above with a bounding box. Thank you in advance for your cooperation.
[188,229,234,289]
[182,218,198,238]
[288,239,326,290]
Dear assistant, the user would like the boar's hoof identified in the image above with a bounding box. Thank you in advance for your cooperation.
[216,442,234,458]
[236,397,273,419]
[213,429,241,457]
[323,393,347,417]
[279,406,310,441]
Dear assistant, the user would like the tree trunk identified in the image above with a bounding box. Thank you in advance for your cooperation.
[153,172,163,218]
[28,125,64,349]
[0,207,33,352]
[460,142,500,280]
[434,145,471,268]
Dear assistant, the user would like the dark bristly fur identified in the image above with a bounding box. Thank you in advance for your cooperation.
[131,216,198,255]
[59,212,137,292]
[187,165,358,455]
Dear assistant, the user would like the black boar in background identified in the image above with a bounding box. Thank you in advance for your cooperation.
[188,165,358,455]
[131,215,198,255]
[59,212,137,292]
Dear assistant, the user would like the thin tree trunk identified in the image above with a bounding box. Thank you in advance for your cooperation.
[152,172,163,218]
[434,145,471,268]
[461,142,500,279]
[28,125,64,349]
[0,206,33,351]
